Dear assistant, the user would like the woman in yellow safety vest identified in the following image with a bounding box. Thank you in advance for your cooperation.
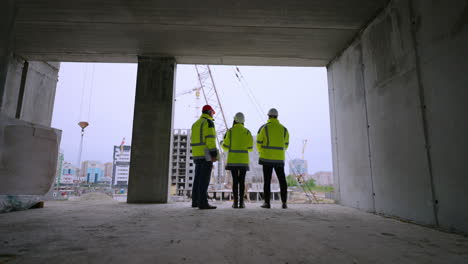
[222,112,253,208]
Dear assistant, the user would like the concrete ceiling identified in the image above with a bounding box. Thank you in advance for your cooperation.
[11,0,389,66]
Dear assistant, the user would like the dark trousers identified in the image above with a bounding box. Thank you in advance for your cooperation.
[192,160,213,206]
[263,164,287,204]
[230,168,247,202]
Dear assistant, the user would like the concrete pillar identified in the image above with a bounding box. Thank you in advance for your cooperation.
[0,0,15,111]
[127,57,176,203]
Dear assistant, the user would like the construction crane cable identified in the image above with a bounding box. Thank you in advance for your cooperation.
[235,67,265,115]
[232,67,264,122]
[286,149,319,203]
[232,67,265,121]
[87,64,95,122]
[79,64,88,121]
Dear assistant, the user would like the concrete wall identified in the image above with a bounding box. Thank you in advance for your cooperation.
[0,57,60,127]
[327,41,374,212]
[411,0,468,233]
[0,114,61,195]
[0,1,61,199]
[328,0,468,233]
[1,1,60,127]
[1,56,24,118]
[20,61,60,127]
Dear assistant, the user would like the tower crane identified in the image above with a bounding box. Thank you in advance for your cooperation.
[176,87,202,119]
[302,139,308,160]
[176,87,200,97]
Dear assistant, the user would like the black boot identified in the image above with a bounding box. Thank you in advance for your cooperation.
[199,204,217,209]
[261,202,271,209]
[232,198,239,208]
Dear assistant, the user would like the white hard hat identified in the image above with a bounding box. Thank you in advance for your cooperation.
[234,112,245,123]
[267,108,278,116]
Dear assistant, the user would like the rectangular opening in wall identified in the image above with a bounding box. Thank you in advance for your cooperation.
[51,62,136,202]
[173,65,334,204]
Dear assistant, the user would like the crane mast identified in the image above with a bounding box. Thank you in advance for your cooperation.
[302,139,308,160]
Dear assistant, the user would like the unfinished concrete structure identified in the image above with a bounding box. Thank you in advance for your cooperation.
[171,129,195,196]
[1,0,467,239]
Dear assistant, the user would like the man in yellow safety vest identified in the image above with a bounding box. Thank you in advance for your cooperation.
[190,105,218,209]
[256,108,289,209]
[222,112,253,208]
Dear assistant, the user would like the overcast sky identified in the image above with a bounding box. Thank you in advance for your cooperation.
[52,63,332,173]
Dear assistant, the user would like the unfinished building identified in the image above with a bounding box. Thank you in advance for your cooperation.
[1,0,467,262]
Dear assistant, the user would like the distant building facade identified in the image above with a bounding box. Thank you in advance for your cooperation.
[81,161,105,183]
[55,149,64,185]
[113,145,131,187]
[289,159,308,175]
[171,129,194,196]
[309,171,333,186]
[103,162,113,183]
[60,162,80,184]
[104,162,113,178]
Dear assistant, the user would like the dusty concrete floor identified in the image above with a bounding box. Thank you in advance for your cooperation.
[0,200,467,264]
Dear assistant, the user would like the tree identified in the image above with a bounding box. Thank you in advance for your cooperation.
[286,175,298,187]
[304,178,316,188]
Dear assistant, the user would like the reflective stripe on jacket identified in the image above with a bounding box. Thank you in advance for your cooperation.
[190,113,218,160]
[221,123,253,169]
[256,118,289,165]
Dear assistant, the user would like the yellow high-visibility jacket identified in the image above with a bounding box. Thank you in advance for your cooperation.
[190,113,218,160]
[221,123,253,169]
[256,118,289,165]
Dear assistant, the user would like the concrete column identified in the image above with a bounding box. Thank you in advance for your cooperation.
[127,57,176,203]
[0,0,16,112]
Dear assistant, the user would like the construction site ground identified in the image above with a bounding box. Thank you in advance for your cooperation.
[1,199,467,264]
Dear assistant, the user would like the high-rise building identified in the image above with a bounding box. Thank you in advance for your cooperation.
[104,162,113,182]
[112,145,131,187]
[289,159,308,176]
[81,161,105,183]
[171,129,195,196]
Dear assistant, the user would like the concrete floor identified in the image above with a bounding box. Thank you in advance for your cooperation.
[0,200,467,264]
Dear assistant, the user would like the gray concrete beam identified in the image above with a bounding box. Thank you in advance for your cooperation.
[127,57,175,203]
[8,0,389,65]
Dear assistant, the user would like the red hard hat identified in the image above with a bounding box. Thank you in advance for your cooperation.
[202,105,215,115]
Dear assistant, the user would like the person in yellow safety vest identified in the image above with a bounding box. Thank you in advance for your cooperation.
[221,112,253,209]
[190,105,218,210]
[256,108,290,209]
